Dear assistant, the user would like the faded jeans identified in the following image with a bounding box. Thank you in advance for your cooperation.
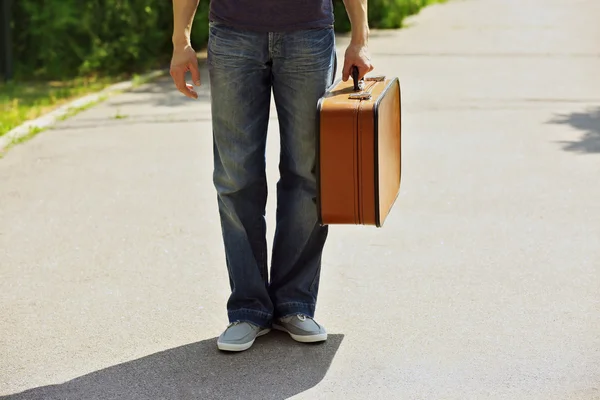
[206,22,336,328]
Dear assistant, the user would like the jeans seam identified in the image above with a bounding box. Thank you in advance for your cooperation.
[229,307,272,318]
[277,301,315,308]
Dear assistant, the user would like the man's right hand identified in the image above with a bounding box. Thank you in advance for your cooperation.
[170,44,201,99]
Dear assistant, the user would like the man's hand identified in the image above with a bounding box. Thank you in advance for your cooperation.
[170,44,201,99]
[342,42,374,82]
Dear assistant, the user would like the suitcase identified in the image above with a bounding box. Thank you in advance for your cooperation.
[316,67,402,227]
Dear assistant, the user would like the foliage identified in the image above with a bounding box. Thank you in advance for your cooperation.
[334,0,444,32]
[10,0,210,80]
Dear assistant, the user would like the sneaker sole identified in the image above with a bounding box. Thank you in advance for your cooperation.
[272,323,328,343]
[217,328,271,352]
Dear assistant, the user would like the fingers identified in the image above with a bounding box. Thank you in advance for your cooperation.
[353,59,373,81]
[343,62,373,84]
[342,58,352,82]
[190,60,201,87]
[184,83,199,99]
[170,63,198,99]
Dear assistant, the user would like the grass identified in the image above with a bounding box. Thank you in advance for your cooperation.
[10,125,45,146]
[57,95,109,122]
[0,125,45,159]
[0,75,130,138]
[114,109,128,119]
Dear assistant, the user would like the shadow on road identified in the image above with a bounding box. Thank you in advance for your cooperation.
[108,63,212,109]
[1,331,343,400]
[548,106,600,153]
[50,114,216,131]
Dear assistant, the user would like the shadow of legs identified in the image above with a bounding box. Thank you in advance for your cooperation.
[2,331,344,400]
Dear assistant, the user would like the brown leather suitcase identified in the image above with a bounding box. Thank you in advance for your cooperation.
[316,67,402,227]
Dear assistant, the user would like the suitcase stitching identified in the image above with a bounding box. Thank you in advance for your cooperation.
[353,102,360,224]
[358,99,364,225]
[357,80,378,225]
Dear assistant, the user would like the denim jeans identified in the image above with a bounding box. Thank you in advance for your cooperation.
[207,22,336,328]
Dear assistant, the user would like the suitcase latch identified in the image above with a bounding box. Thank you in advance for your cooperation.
[348,74,385,100]
[349,92,372,100]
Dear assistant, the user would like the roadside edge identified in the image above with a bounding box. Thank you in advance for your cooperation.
[0,69,168,155]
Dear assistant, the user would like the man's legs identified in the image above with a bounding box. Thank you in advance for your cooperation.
[207,22,274,330]
[269,27,336,320]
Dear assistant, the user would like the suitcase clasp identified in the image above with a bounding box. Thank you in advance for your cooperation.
[349,74,385,100]
[349,92,372,100]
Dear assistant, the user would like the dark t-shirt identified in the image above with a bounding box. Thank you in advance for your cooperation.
[209,0,335,32]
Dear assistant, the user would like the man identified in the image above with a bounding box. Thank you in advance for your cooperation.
[170,0,373,352]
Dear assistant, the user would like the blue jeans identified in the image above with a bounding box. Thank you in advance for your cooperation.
[207,22,336,328]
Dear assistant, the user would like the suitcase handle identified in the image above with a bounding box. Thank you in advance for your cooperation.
[351,66,363,91]
[349,66,386,100]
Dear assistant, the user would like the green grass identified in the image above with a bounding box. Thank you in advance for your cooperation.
[11,125,45,145]
[0,76,125,137]
[0,125,45,159]
[114,110,128,119]
[57,95,109,122]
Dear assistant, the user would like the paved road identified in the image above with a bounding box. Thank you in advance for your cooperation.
[1,0,599,399]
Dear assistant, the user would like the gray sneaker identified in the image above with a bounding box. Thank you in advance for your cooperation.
[273,314,327,343]
[217,321,271,352]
